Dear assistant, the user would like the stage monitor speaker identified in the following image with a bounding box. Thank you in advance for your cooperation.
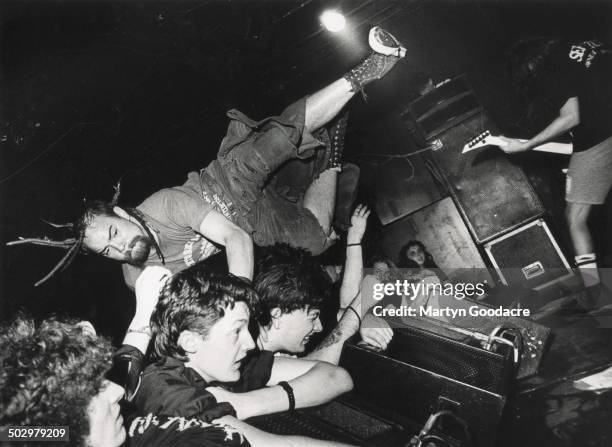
[340,322,512,447]
[484,218,574,290]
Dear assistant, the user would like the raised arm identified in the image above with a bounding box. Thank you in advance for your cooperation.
[208,357,352,420]
[339,204,369,308]
[122,265,171,353]
[199,209,254,280]
[499,97,580,153]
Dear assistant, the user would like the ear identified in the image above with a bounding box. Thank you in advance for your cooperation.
[177,330,200,355]
[270,308,283,329]
[113,206,130,220]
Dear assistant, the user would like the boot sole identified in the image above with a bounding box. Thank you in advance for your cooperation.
[369,26,406,58]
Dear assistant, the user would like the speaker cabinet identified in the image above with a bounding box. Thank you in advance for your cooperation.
[374,153,443,226]
[381,197,492,285]
[484,219,574,290]
[401,75,545,242]
[429,112,544,242]
[402,76,480,141]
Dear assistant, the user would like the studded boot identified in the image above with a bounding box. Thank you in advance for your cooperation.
[324,111,349,171]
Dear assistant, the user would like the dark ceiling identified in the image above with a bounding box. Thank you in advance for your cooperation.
[1,0,610,338]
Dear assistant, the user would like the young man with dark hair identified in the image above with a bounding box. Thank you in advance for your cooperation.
[0,310,254,447]
[12,27,407,291]
[253,205,394,361]
[500,37,612,295]
[133,264,355,446]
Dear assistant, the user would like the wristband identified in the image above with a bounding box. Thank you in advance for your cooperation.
[344,306,362,326]
[127,325,151,336]
[278,381,295,411]
[347,243,361,247]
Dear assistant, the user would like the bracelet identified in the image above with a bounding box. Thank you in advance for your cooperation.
[347,243,361,247]
[343,306,362,326]
[127,325,151,336]
[278,381,295,411]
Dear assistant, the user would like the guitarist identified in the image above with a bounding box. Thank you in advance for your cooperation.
[500,37,611,297]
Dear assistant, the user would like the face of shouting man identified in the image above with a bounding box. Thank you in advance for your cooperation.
[271,306,323,354]
[83,207,153,265]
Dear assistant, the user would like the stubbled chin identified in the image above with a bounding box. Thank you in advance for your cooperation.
[129,242,150,265]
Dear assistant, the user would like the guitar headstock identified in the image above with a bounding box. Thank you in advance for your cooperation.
[463,130,493,153]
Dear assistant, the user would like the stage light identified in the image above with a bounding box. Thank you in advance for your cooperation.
[320,10,346,32]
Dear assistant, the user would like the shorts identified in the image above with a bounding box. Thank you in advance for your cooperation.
[203,98,334,255]
[565,135,612,205]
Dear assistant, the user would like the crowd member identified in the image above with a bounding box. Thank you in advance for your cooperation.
[10,27,408,289]
[500,37,611,296]
[398,239,449,282]
[254,205,378,364]
[132,264,354,433]
[0,268,356,446]
[0,314,255,447]
[358,255,451,350]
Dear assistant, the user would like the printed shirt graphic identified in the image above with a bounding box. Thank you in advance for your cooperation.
[546,40,611,151]
[128,413,250,447]
[122,171,228,289]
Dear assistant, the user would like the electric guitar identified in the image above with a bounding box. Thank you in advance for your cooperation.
[463,130,573,155]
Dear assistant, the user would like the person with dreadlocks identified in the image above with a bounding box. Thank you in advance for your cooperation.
[9,27,407,289]
[499,37,611,298]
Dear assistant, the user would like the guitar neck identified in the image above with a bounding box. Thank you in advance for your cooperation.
[531,141,573,155]
[488,135,573,155]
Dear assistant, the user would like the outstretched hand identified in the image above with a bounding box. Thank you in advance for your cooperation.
[347,204,370,244]
[497,136,531,154]
[359,314,393,351]
[134,266,172,319]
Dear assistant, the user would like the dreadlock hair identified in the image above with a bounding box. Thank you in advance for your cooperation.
[151,264,258,361]
[6,193,164,286]
[77,200,165,263]
[254,244,330,328]
[0,315,113,446]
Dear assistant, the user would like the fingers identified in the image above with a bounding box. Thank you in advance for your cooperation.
[360,325,394,351]
[353,204,370,218]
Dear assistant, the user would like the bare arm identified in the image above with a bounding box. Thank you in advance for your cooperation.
[339,205,369,308]
[307,293,361,364]
[199,209,254,280]
[208,357,352,419]
[500,97,580,153]
[356,275,394,351]
[215,415,357,447]
[122,266,171,353]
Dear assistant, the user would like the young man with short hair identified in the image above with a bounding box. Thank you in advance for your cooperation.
[254,205,393,361]
[133,263,354,439]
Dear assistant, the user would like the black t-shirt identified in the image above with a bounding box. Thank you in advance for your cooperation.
[128,413,250,447]
[543,40,611,151]
[227,348,275,392]
[134,350,275,420]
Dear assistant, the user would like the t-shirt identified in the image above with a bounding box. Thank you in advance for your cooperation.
[128,413,250,447]
[544,39,611,152]
[122,171,218,289]
[134,351,275,420]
